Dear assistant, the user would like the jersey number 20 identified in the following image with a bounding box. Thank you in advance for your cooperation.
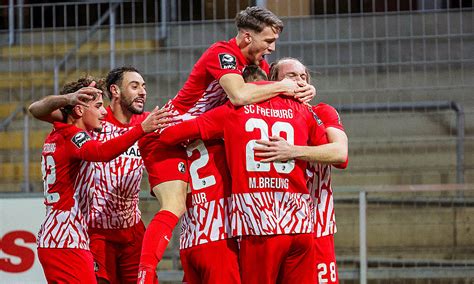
[245,118,295,173]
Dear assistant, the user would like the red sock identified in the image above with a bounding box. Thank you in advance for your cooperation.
[139,210,179,271]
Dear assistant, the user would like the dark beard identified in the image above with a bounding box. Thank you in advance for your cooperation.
[121,99,144,115]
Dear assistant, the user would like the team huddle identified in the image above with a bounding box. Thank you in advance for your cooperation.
[30,6,348,284]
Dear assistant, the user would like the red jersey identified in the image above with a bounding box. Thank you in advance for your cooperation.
[307,103,347,238]
[195,96,327,236]
[164,38,270,121]
[179,139,232,249]
[37,122,145,249]
[90,107,148,229]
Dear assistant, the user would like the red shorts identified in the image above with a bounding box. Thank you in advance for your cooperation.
[138,132,190,190]
[315,234,339,284]
[239,234,315,284]
[88,221,145,284]
[180,238,240,284]
[37,247,96,283]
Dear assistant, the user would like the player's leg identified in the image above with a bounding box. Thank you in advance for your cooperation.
[38,248,97,283]
[239,235,290,284]
[181,238,241,284]
[137,135,189,283]
[277,233,316,284]
[117,220,146,284]
[315,234,339,284]
[89,229,118,284]
[138,181,187,283]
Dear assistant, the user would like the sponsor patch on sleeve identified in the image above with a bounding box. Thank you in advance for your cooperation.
[218,53,237,70]
[71,131,91,148]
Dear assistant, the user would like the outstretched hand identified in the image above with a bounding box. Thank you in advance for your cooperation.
[254,136,296,162]
[141,107,173,133]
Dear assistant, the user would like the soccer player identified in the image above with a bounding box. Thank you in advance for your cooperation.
[258,57,349,284]
[159,82,331,283]
[174,66,269,284]
[137,6,316,282]
[36,76,169,283]
[29,67,161,283]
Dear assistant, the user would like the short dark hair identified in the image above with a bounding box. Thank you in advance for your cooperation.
[235,6,284,33]
[60,75,104,119]
[269,57,311,84]
[242,65,268,82]
[105,66,141,99]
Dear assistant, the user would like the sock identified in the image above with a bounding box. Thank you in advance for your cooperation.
[139,210,179,271]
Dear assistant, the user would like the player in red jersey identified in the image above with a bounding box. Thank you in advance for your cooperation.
[173,67,268,284]
[34,76,170,283]
[257,57,349,284]
[137,6,316,282]
[158,81,329,284]
[29,67,163,283]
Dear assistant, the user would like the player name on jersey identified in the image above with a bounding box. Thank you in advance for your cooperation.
[248,177,289,189]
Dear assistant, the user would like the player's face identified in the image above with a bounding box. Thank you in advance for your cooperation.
[119,71,147,114]
[83,93,107,132]
[247,26,279,64]
[277,60,308,84]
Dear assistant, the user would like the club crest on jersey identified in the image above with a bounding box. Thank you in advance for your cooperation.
[178,162,186,173]
[218,53,237,70]
[71,131,91,148]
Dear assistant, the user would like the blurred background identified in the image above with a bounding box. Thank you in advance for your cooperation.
[0,0,473,283]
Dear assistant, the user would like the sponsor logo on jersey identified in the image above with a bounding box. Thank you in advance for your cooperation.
[178,162,186,173]
[122,144,141,158]
[218,53,237,70]
[71,131,91,148]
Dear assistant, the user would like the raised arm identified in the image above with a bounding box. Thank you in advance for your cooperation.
[220,74,313,106]
[28,85,101,123]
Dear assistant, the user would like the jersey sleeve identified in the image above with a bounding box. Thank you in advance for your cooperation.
[71,125,145,162]
[206,45,241,81]
[314,103,345,131]
[196,103,230,140]
[314,104,349,169]
[159,120,201,145]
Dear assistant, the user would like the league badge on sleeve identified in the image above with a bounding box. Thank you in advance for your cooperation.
[218,53,237,70]
[71,131,91,148]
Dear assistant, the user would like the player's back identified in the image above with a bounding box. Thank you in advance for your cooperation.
[200,95,326,236]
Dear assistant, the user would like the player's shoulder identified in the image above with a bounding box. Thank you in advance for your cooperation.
[52,122,92,148]
[313,102,336,113]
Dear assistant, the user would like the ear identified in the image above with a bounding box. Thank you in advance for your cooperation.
[72,105,84,118]
[243,31,252,44]
[109,84,120,99]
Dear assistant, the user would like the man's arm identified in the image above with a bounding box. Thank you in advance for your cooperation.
[220,74,313,106]
[254,127,348,165]
[80,107,171,162]
[28,85,100,123]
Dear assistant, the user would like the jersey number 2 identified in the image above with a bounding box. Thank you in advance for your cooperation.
[187,140,216,190]
[41,155,59,204]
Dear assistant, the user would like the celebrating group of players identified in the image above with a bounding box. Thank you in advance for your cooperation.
[29,6,348,284]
